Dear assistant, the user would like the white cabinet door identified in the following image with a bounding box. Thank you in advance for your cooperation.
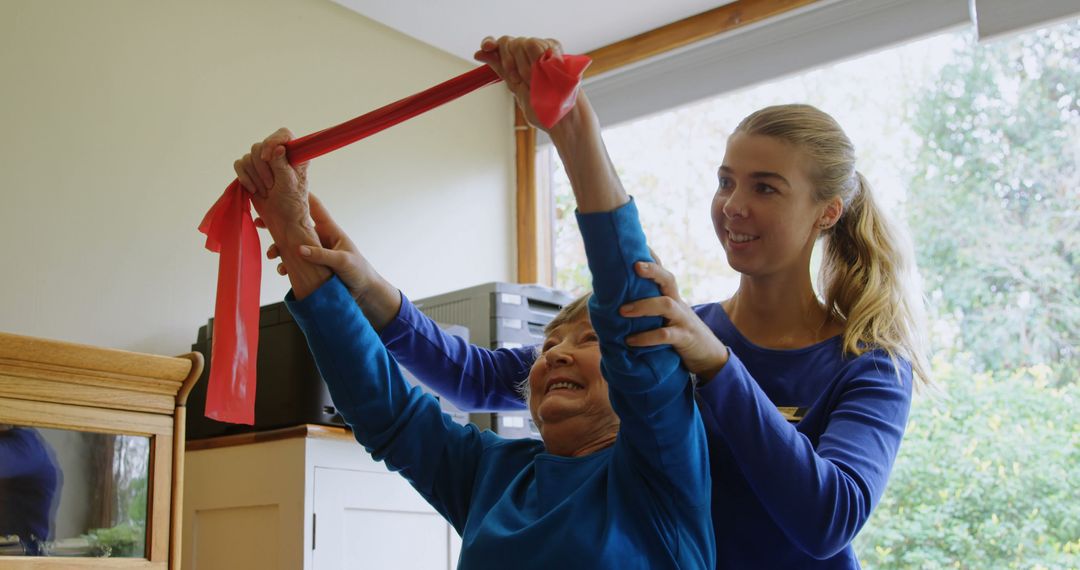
[312,466,455,570]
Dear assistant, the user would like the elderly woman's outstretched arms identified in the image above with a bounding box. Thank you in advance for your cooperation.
[236,131,493,532]
[285,276,500,532]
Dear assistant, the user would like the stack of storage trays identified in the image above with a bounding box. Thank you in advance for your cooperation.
[414,282,574,439]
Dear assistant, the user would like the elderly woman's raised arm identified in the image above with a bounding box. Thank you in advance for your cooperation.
[482,31,709,466]
[478,37,712,550]
[578,199,713,514]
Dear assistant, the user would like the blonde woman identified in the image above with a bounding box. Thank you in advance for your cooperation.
[240,36,929,569]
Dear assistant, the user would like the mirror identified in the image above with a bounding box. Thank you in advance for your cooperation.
[0,424,150,558]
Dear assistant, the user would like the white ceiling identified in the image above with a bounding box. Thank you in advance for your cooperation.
[331,0,737,63]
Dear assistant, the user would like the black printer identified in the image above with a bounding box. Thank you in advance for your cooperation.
[187,301,470,440]
[186,301,341,440]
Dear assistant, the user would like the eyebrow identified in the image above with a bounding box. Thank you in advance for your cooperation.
[541,321,592,345]
[718,166,791,187]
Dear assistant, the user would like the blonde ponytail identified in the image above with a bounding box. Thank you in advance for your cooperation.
[737,105,930,387]
[821,172,930,387]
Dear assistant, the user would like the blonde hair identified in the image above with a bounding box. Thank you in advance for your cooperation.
[736,104,930,387]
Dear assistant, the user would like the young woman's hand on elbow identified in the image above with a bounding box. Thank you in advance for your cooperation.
[620,260,730,382]
[261,193,402,329]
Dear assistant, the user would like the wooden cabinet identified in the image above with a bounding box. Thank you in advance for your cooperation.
[0,332,203,569]
[182,425,460,570]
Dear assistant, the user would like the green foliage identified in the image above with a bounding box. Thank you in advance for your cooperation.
[855,359,1080,569]
[125,474,148,524]
[858,20,1080,569]
[906,22,1080,381]
[83,522,146,558]
[552,169,593,296]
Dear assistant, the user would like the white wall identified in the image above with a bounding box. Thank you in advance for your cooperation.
[0,0,516,356]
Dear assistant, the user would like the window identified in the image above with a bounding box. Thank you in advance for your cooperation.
[542,18,1080,568]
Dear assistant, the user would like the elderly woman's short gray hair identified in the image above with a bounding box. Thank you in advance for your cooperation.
[516,292,592,402]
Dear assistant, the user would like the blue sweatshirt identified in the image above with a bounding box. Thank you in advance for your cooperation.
[379,222,913,569]
[0,427,61,556]
[286,199,714,569]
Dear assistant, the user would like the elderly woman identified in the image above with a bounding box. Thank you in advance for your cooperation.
[238,49,714,570]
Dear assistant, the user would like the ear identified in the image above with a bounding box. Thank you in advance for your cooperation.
[817,197,843,230]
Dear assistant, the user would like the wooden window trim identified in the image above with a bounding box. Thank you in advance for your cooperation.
[514,106,538,284]
[515,0,819,284]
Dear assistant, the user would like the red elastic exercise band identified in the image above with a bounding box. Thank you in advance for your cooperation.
[199,53,590,425]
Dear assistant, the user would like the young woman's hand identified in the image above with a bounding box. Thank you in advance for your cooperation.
[258,193,402,329]
[620,260,730,382]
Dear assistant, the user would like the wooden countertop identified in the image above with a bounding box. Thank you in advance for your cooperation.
[185,424,354,451]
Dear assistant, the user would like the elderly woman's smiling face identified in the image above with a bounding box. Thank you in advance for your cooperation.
[527,313,620,457]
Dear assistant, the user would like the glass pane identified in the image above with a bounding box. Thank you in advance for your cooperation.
[0,425,150,558]
[550,29,962,304]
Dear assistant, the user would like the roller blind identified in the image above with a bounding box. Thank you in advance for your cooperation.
[970,0,1080,41]
[571,0,972,135]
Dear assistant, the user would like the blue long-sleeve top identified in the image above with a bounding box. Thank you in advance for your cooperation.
[286,199,714,569]
[380,233,912,569]
[0,427,61,556]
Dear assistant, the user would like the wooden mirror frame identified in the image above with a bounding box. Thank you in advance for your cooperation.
[0,332,203,569]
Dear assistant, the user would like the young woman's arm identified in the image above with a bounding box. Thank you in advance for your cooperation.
[378,295,534,411]
[614,246,911,558]
[696,351,911,558]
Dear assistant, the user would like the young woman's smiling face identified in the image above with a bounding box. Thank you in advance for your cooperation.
[711,133,834,278]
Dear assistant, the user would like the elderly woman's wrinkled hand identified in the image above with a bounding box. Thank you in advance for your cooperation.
[234,127,311,236]
[474,35,564,131]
